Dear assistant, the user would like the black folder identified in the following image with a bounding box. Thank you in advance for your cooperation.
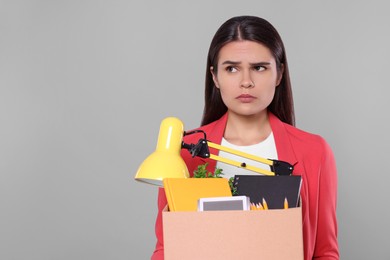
[233,175,302,209]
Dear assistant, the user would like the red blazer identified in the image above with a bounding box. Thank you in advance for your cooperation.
[151,112,339,260]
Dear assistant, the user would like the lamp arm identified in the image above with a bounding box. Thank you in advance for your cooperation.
[208,153,275,176]
[207,142,294,176]
[181,132,294,176]
[207,142,273,166]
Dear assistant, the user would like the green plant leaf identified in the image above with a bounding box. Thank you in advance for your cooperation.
[193,163,224,178]
[229,177,238,196]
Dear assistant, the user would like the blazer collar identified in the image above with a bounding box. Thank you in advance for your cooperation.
[268,113,298,167]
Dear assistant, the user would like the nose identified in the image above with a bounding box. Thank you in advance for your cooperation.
[240,71,254,88]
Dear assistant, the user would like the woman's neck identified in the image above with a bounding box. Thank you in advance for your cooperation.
[224,111,271,146]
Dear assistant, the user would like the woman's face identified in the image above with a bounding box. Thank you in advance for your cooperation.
[211,40,282,118]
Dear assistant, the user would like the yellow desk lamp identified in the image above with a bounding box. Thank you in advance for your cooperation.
[135,117,294,186]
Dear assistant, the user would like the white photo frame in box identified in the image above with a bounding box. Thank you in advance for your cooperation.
[197,196,250,211]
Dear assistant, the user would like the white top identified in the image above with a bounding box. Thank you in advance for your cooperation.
[215,132,278,180]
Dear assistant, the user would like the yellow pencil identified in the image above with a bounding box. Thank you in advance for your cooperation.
[284,197,289,209]
[251,202,257,210]
[262,198,268,210]
[256,202,264,210]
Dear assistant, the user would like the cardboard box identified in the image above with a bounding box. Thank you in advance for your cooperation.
[163,206,303,260]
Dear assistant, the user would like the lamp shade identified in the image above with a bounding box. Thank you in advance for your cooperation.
[135,117,190,186]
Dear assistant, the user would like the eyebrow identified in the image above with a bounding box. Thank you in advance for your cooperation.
[221,60,272,66]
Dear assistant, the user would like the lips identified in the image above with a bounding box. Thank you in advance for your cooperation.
[236,94,256,103]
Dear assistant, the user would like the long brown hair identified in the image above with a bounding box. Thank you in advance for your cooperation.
[201,16,295,126]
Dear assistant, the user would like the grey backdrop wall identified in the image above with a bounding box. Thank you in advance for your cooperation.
[1,1,389,259]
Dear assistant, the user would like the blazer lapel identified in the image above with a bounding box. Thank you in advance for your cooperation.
[269,112,298,170]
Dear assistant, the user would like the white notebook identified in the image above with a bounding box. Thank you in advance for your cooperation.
[197,196,250,211]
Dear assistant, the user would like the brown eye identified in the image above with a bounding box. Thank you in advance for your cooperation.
[254,66,266,71]
[226,66,238,72]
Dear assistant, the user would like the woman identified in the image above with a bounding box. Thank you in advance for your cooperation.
[151,15,339,260]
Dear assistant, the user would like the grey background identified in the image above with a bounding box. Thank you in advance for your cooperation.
[1,0,389,259]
